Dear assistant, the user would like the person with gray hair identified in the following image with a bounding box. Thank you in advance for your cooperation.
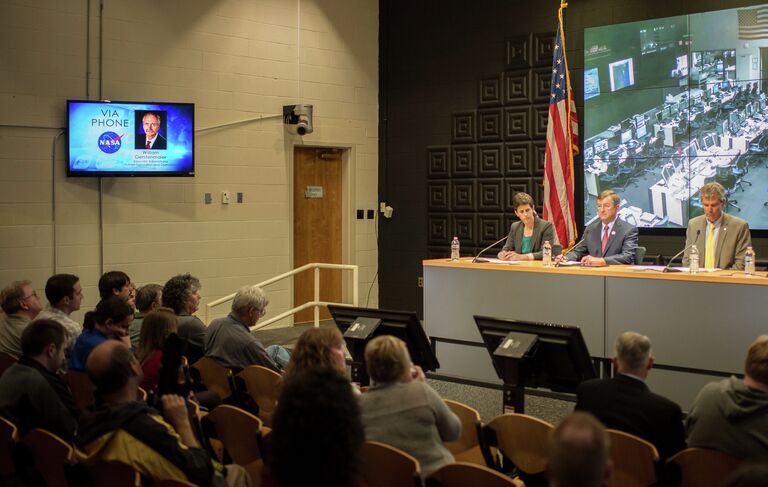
[557,189,638,266]
[575,331,686,462]
[0,280,43,357]
[683,181,752,270]
[546,412,611,487]
[203,285,289,372]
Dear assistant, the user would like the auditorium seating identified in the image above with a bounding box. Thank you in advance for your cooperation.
[605,429,659,487]
[360,440,421,487]
[443,399,486,466]
[668,447,743,487]
[87,460,140,487]
[238,365,282,427]
[480,413,552,482]
[64,369,95,411]
[0,351,16,377]
[203,404,265,482]
[427,461,524,487]
[192,357,234,400]
[0,416,17,476]
[21,428,75,487]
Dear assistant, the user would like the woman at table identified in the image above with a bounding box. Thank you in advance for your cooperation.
[497,192,561,261]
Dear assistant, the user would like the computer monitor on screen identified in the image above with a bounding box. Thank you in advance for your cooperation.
[636,121,647,139]
[703,134,716,150]
[595,138,609,153]
[608,58,635,92]
[620,129,632,144]
[655,111,663,123]
[687,139,699,158]
[584,144,595,161]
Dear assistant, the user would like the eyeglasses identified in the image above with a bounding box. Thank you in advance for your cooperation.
[21,291,38,301]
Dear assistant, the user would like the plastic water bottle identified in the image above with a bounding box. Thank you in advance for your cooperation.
[450,236,460,261]
[542,240,552,267]
[745,246,755,276]
[689,245,699,274]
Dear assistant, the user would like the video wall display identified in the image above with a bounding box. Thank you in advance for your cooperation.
[583,5,768,229]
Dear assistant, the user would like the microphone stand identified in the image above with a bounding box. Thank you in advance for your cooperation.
[662,229,700,273]
[472,236,510,263]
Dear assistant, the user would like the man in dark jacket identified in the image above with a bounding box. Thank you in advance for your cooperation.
[0,319,79,441]
[576,331,686,462]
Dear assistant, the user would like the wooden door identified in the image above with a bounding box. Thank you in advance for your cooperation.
[293,147,343,323]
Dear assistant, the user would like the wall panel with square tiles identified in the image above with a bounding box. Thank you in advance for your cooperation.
[427,32,554,257]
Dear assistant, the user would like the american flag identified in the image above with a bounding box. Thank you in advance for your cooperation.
[738,6,768,40]
[542,11,578,250]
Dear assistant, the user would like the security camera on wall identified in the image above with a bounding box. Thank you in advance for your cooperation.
[283,104,314,135]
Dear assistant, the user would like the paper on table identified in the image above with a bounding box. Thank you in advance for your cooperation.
[481,258,527,264]
[632,266,721,272]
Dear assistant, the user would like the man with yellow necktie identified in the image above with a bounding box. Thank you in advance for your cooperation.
[682,182,752,270]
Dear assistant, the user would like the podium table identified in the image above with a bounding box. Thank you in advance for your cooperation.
[423,259,768,409]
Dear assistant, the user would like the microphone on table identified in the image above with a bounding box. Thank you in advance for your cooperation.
[663,229,700,273]
[472,235,511,263]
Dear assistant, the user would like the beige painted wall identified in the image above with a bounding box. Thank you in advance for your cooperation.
[0,0,379,325]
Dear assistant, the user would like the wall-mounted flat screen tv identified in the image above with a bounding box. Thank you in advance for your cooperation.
[583,4,768,231]
[67,100,194,177]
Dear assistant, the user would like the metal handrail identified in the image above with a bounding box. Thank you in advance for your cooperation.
[204,262,359,330]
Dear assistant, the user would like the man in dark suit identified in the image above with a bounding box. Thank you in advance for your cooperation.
[557,189,638,266]
[135,111,167,150]
[575,332,686,462]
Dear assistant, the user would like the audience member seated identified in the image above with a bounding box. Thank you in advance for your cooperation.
[35,273,84,350]
[282,326,348,383]
[546,412,611,487]
[130,283,163,347]
[264,367,364,487]
[77,341,250,487]
[0,280,43,357]
[0,319,79,441]
[135,308,178,393]
[358,335,460,477]
[98,270,133,302]
[204,285,289,372]
[576,331,686,462]
[686,335,768,460]
[69,297,134,370]
[163,274,206,365]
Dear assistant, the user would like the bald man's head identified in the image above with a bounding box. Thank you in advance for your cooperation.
[86,340,141,397]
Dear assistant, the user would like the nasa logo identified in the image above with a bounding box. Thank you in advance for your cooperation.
[98,131,124,154]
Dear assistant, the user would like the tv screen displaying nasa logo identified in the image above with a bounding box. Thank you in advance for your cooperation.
[67,100,194,177]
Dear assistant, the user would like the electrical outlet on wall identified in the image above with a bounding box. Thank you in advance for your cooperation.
[417,277,423,287]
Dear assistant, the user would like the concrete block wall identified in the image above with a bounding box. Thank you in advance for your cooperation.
[0,0,379,325]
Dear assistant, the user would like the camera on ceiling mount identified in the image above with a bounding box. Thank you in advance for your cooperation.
[283,104,314,135]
